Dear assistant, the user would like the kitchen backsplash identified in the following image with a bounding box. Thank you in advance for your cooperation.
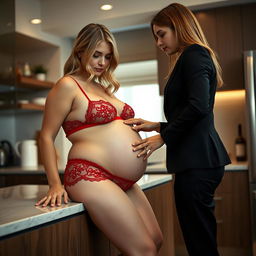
[214,89,246,163]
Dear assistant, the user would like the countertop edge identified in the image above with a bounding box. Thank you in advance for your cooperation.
[0,162,248,174]
[0,204,85,237]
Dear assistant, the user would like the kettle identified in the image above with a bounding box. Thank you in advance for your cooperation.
[0,140,14,167]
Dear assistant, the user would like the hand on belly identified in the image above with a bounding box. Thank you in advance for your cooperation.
[68,120,147,181]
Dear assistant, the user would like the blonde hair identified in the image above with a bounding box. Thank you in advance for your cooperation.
[151,3,223,87]
[64,23,120,93]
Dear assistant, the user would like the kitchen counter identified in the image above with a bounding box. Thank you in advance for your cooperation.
[0,174,172,238]
[146,161,248,173]
[0,161,248,175]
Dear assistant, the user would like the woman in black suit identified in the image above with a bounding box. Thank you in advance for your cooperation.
[124,3,231,256]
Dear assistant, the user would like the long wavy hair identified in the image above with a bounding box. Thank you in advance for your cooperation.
[64,23,120,93]
[151,3,223,87]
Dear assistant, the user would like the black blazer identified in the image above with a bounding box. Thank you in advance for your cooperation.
[160,44,231,173]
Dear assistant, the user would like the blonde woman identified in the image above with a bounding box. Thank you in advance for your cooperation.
[124,3,231,256]
[36,23,162,255]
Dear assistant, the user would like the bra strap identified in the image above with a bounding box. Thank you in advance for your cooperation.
[69,76,91,101]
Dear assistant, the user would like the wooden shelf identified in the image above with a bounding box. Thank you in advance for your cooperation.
[17,75,54,89]
[17,103,44,111]
[0,103,44,111]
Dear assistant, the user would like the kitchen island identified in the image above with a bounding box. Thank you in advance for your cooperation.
[0,174,173,256]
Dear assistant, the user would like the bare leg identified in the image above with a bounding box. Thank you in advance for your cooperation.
[66,180,157,256]
[126,184,163,252]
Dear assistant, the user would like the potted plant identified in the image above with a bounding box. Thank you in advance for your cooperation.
[32,65,47,81]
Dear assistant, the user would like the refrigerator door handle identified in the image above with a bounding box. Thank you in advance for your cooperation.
[244,51,256,182]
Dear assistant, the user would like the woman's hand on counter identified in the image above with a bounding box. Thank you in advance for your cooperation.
[132,134,164,160]
[35,184,69,207]
[124,118,160,132]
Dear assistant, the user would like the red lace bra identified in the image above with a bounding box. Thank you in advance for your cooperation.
[62,77,135,136]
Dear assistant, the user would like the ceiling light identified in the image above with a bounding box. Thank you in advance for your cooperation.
[30,18,42,25]
[100,4,113,11]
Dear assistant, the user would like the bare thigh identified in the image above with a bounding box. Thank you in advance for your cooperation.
[65,180,156,255]
[126,184,163,248]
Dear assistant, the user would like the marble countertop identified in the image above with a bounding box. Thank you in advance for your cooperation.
[0,161,248,175]
[0,174,172,238]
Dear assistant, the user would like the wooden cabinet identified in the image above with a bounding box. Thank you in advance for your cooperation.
[215,6,244,91]
[241,3,256,51]
[173,171,251,256]
[195,9,217,51]
[0,181,174,256]
[195,5,244,91]
[215,171,251,252]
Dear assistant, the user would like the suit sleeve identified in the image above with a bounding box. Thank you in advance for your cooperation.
[160,46,213,145]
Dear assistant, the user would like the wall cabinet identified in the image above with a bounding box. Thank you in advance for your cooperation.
[242,3,256,51]
[195,5,244,91]
[173,171,251,256]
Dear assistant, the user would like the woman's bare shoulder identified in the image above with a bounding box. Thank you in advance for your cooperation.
[46,76,78,102]
[54,76,77,91]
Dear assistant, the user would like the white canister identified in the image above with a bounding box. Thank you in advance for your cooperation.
[35,73,46,81]
[15,140,38,167]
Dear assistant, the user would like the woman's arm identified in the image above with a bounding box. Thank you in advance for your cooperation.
[36,77,76,207]
[124,118,161,133]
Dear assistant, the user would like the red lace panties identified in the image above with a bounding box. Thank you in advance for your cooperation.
[64,159,135,191]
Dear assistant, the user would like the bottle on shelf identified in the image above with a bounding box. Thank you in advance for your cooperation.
[235,123,247,162]
[23,62,31,77]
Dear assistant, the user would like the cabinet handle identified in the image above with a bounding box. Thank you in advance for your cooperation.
[214,196,223,201]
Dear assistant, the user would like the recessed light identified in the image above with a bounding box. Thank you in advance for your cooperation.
[30,18,42,25]
[100,4,113,11]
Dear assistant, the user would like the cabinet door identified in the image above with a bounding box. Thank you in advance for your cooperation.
[215,171,251,251]
[241,3,256,51]
[215,6,244,91]
[195,9,217,51]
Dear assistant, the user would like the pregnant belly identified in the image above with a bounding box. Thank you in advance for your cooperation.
[68,120,147,181]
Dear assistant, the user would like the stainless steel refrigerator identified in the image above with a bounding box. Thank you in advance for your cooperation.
[244,50,256,256]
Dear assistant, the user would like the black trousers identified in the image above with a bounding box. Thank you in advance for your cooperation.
[174,166,224,256]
